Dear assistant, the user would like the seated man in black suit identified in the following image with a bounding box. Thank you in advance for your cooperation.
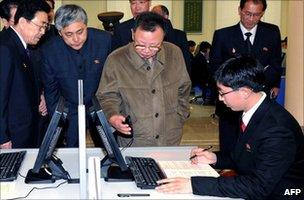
[156,55,304,200]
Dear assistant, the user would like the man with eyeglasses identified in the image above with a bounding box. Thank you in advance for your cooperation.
[209,0,282,153]
[0,0,50,148]
[41,4,112,147]
[156,55,304,200]
[97,12,191,147]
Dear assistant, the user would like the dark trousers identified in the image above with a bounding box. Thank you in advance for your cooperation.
[64,114,103,148]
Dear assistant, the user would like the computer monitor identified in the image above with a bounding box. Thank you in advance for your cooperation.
[90,97,133,181]
[25,97,69,184]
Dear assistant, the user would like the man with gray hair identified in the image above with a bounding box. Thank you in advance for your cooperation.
[41,4,112,147]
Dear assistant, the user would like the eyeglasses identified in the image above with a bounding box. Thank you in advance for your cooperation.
[30,20,50,31]
[134,44,161,52]
[241,11,263,18]
[218,89,238,97]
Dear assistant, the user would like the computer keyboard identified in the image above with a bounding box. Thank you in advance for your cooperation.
[0,151,26,181]
[125,156,166,189]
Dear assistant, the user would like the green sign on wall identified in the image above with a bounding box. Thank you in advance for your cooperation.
[184,0,203,33]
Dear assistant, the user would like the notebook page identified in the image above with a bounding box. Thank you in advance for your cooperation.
[157,160,219,178]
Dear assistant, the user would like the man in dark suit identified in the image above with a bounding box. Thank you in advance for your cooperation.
[191,41,212,103]
[111,0,151,50]
[156,56,304,200]
[112,1,180,66]
[151,4,191,75]
[209,0,282,152]
[41,4,112,147]
[0,0,50,148]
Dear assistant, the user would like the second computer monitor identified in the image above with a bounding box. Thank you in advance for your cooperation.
[90,97,133,181]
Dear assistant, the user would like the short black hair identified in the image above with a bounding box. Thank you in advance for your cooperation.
[0,0,19,21]
[160,5,169,16]
[240,0,267,11]
[134,11,165,33]
[199,41,211,53]
[14,0,50,25]
[188,40,196,47]
[214,55,265,92]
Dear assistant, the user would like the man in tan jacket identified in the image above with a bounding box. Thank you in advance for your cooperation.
[97,12,191,147]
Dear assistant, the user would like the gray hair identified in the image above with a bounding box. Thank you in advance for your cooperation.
[54,4,87,30]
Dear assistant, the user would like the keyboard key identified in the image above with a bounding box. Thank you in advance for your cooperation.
[0,151,26,182]
[125,156,166,189]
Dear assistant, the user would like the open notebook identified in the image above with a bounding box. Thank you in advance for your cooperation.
[157,161,219,178]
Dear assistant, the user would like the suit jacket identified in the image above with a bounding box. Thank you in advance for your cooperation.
[0,27,39,147]
[97,42,191,146]
[210,22,282,121]
[111,18,135,50]
[172,28,191,75]
[210,21,282,89]
[191,97,304,200]
[112,18,191,75]
[41,28,112,147]
[191,52,210,87]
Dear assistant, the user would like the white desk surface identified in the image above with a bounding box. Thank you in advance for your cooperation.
[0,147,237,200]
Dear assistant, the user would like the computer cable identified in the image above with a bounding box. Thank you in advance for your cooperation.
[6,174,67,200]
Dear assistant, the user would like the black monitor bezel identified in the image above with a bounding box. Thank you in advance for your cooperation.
[32,97,66,173]
[91,97,129,172]
[25,97,69,184]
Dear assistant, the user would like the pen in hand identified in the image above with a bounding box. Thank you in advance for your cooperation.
[189,145,213,160]
[117,193,150,197]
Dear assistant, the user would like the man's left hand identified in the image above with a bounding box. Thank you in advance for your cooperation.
[39,94,48,116]
[156,177,192,194]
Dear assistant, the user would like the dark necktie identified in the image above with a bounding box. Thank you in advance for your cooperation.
[245,32,252,55]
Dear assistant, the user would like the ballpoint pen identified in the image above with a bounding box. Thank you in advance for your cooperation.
[189,145,213,160]
[117,193,150,197]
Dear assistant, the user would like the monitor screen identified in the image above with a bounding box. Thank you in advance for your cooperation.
[90,97,133,181]
[25,97,69,184]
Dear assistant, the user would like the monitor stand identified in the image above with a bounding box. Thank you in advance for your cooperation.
[25,155,70,184]
[100,156,134,182]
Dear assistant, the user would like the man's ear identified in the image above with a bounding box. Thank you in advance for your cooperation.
[18,17,27,28]
[238,6,242,16]
[240,87,253,99]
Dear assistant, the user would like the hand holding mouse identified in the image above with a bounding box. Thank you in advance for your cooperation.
[109,115,132,135]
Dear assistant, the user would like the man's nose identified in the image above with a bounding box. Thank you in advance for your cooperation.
[72,35,79,42]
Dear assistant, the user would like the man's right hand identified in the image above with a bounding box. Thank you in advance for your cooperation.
[190,147,217,165]
[0,141,12,149]
[109,115,132,135]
